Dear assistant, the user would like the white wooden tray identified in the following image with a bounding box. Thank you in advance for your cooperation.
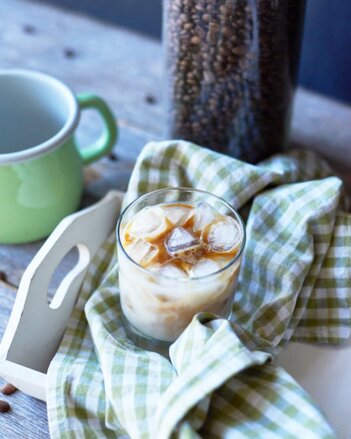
[0,190,350,438]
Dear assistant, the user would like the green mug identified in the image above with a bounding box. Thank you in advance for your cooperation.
[0,69,118,244]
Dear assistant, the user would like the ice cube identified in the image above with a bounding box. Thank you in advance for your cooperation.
[206,217,241,252]
[128,206,167,239]
[125,239,158,266]
[155,262,188,279]
[193,202,219,231]
[189,258,220,277]
[161,204,193,226]
[165,226,203,258]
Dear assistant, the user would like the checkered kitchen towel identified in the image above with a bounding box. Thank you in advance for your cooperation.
[47,141,351,438]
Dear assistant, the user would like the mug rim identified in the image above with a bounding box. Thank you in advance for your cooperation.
[0,69,79,165]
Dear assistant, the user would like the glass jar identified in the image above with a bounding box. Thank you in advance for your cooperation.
[117,188,245,351]
[164,0,306,163]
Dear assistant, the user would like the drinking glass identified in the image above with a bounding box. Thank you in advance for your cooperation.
[117,188,245,350]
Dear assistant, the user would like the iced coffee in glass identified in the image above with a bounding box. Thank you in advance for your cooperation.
[117,188,245,346]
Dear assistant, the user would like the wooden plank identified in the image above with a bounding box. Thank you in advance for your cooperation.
[0,0,350,288]
[292,88,351,163]
[0,283,16,336]
[0,1,349,437]
[0,0,162,287]
[1,0,351,172]
[0,282,49,438]
[0,0,350,407]
[0,0,350,282]
[2,0,351,163]
[0,377,49,439]
[291,89,351,193]
[1,0,351,168]
[0,0,164,134]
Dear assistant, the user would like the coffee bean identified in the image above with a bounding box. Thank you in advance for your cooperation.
[164,0,305,163]
[233,46,246,56]
[190,36,201,45]
[0,400,10,413]
[0,383,17,396]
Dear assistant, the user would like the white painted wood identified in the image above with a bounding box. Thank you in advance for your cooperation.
[276,338,351,438]
[0,359,47,401]
[0,190,123,401]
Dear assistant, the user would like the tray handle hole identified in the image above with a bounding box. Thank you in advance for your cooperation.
[47,243,90,309]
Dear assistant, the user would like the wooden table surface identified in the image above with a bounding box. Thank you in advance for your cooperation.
[1,0,351,437]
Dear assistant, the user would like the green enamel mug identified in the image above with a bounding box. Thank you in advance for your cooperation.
[0,69,118,244]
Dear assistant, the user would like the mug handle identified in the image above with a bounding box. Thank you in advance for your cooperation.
[76,93,118,165]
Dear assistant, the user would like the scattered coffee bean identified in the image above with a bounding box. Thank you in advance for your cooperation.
[190,35,201,45]
[0,400,10,413]
[164,0,306,163]
[1,383,17,396]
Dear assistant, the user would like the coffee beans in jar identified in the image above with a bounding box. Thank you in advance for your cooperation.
[164,0,306,163]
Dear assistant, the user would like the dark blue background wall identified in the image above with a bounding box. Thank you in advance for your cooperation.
[39,0,351,104]
[301,1,351,103]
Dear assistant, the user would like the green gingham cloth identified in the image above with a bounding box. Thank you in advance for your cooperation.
[47,141,351,438]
